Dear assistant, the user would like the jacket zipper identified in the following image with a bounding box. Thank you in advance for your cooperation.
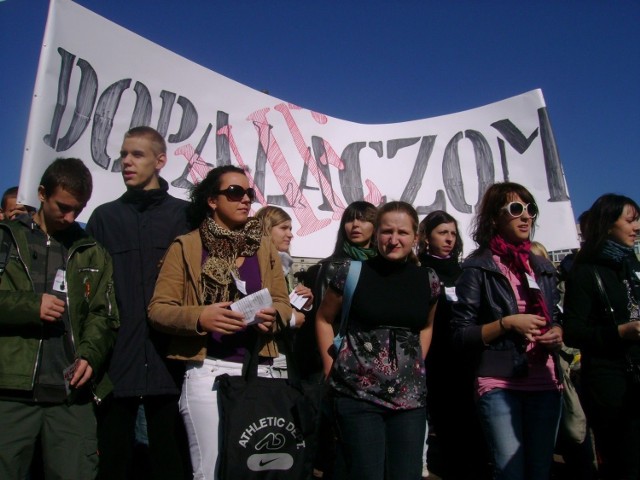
[62,240,97,355]
[11,227,43,390]
[482,265,519,316]
[65,244,77,358]
[91,278,113,405]
[66,241,105,405]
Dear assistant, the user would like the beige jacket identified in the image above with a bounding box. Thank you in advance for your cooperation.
[148,229,292,361]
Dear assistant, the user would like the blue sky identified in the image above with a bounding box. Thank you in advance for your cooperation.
[1,0,638,221]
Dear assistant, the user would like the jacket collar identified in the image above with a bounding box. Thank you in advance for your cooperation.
[2,216,95,258]
[463,247,556,276]
[120,176,170,210]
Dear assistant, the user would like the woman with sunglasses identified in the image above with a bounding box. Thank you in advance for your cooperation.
[148,165,291,479]
[451,182,563,480]
[564,194,640,479]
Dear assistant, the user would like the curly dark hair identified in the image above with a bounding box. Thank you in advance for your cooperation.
[418,210,463,259]
[471,182,537,252]
[578,193,640,261]
[187,165,246,228]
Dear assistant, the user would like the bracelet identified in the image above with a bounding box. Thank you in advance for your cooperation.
[499,317,507,332]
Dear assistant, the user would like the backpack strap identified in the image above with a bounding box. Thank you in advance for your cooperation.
[337,260,362,338]
[0,228,13,277]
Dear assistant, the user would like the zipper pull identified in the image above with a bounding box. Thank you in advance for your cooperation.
[83,276,90,303]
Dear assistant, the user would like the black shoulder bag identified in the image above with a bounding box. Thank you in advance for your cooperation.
[216,316,323,479]
[593,268,640,384]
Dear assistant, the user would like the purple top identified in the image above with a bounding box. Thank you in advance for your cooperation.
[206,254,262,362]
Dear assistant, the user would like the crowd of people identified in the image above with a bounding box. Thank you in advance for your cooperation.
[0,125,639,480]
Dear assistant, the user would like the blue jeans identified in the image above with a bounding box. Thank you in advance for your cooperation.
[333,395,426,480]
[476,388,561,480]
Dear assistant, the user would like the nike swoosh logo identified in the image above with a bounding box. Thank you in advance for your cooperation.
[259,457,280,467]
[248,453,294,471]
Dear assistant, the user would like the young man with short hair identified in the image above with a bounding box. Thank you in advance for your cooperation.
[87,126,191,479]
[0,158,119,479]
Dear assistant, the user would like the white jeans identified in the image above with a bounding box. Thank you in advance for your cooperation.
[179,357,276,480]
[271,353,289,379]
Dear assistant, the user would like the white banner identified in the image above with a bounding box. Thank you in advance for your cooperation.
[19,0,579,258]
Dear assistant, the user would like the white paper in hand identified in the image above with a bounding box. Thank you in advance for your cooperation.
[230,288,273,325]
[289,290,308,310]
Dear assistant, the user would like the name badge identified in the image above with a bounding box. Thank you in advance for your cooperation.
[525,273,540,290]
[232,272,247,295]
[635,271,640,281]
[53,269,67,293]
[444,286,458,302]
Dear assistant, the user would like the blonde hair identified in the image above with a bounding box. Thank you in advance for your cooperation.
[254,206,292,236]
[530,241,549,259]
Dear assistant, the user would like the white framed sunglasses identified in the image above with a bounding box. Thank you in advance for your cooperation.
[502,201,538,218]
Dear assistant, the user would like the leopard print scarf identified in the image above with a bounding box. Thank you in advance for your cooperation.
[199,216,262,304]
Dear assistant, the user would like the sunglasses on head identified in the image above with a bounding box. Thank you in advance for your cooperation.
[216,185,256,202]
[502,201,538,218]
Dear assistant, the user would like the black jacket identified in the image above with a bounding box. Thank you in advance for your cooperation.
[564,255,640,371]
[293,253,350,378]
[86,179,190,397]
[451,248,561,378]
[421,254,465,382]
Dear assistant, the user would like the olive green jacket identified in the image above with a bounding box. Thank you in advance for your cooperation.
[0,220,119,402]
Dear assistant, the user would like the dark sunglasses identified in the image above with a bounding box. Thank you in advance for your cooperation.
[216,185,256,202]
[502,201,538,218]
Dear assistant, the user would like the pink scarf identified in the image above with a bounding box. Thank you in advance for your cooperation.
[489,235,551,330]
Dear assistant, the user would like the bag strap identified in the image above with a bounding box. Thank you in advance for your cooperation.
[337,260,362,338]
[592,268,616,324]
[241,302,305,383]
[0,228,13,278]
[241,260,363,382]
